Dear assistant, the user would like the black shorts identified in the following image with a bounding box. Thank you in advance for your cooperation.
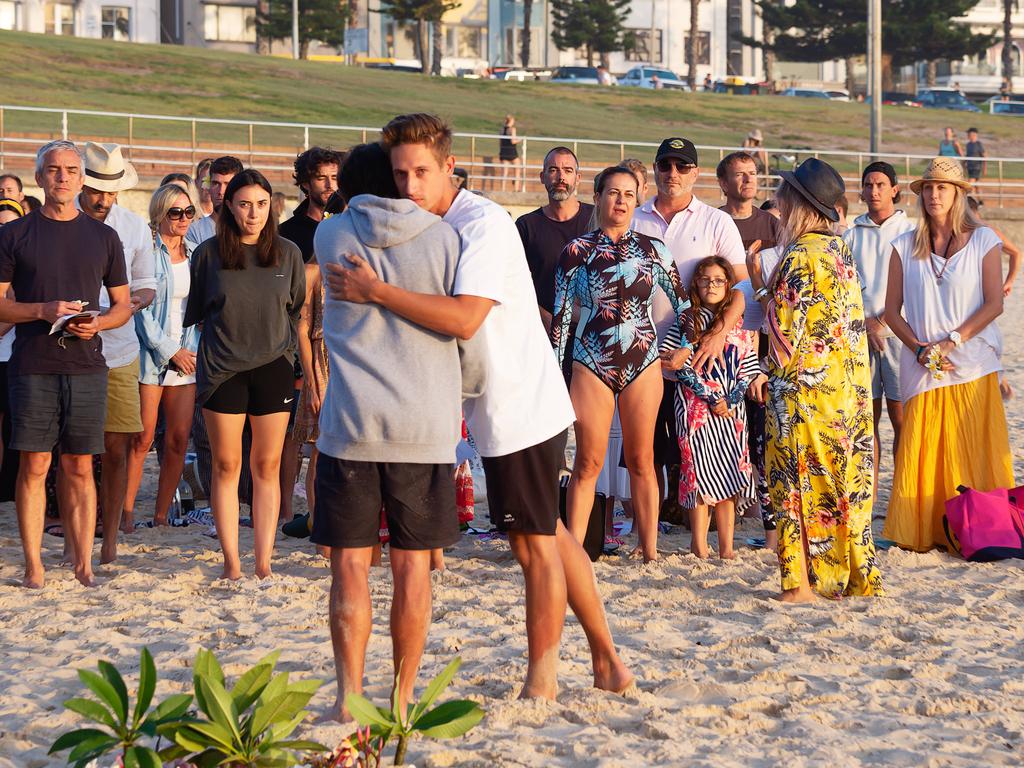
[204,356,295,416]
[311,455,458,550]
[8,371,107,455]
[653,378,679,466]
[0,362,8,414]
[481,429,566,536]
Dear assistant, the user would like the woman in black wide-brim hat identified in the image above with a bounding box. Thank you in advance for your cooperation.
[747,158,885,602]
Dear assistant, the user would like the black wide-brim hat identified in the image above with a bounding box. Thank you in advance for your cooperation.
[778,158,845,222]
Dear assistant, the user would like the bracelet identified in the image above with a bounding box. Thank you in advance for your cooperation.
[753,286,769,301]
[915,345,927,360]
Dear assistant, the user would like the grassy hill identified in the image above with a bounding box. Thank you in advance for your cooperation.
[3,29,1022,163]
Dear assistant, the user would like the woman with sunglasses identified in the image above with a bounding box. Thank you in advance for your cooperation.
[123,183,202,530]
[185,170,304,580]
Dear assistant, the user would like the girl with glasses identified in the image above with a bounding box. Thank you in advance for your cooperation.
[664,256,765,559]
[123,183,201,531]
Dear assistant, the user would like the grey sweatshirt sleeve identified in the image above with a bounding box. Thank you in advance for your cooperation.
[457,332,488,401]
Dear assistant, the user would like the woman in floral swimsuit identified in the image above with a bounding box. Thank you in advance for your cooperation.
[551,165,691,562]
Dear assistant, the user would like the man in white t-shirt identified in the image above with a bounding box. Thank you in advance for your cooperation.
[76,142,156,564]
[326,114,633,702]
[843,162,916,496]
[631,137,748,502]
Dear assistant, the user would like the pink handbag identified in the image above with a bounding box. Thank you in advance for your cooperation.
[943,486,1024,561]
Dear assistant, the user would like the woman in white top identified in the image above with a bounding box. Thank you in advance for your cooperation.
[123,184,201,530]
[883,157,1012,552]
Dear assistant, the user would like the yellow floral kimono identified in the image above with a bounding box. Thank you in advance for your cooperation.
[765,232,884,598]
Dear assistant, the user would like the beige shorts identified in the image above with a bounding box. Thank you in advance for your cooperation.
[105,357,142,433]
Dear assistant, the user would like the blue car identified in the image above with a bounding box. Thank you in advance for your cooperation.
[916,88,981,113]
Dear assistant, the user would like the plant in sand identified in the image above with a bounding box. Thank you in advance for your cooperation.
[48,647,194,768]
[159,648,327,767]
[344,657,484,766]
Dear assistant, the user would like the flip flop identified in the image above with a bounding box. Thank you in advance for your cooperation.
[281,514,311,539]
[44,523,64,538]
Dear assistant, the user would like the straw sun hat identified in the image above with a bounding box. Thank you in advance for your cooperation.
[82,142,138,193]
[909,157,972,195]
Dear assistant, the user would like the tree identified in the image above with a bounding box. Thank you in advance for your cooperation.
[551,0,632,66]
[738,0,994,90]
[376,0,460,74]
[256,0,349,59]
[521,0,533,67]
[686,0,699,89]
[1003,0,1019,84]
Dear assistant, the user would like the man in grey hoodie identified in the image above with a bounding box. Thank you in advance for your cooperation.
[310,143,486,723]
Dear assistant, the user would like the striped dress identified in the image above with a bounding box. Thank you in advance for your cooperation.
[669,308,760,509]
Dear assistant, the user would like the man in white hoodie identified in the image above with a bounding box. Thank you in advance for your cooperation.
[843,162,916,496]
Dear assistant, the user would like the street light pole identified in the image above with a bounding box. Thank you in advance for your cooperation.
[868,0,882,156]
[292,0,299,59]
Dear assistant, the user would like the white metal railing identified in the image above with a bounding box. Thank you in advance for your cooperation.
[3,104,1024,205]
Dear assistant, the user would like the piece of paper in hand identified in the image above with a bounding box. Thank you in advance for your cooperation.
[49,311,100,336]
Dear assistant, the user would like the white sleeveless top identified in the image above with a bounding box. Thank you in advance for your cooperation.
[892,226,1003,403]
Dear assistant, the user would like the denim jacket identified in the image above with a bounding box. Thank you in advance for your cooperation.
[136,233,201,385]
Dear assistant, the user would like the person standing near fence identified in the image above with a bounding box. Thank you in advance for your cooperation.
[499,114,520,192]
[73,142,156,564]
[0,140,133,587]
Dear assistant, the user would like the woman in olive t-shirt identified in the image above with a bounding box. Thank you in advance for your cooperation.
[185,169,305,581]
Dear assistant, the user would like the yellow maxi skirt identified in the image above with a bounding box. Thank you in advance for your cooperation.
[884,373,1014,552]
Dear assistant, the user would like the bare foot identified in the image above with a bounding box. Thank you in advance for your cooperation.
[220,565,242,581]
[594,658,635,696]
[153,515,169,527]
[774,586,817,604]
[690,547,710,559]
[316,545,330,560]
[100,545,117,565]
[22,569,45,589]
[518,683,557,701]
[74,566,96,587]
[119,514,135,534]
[765,530,779,554]
[719,549,736,560]
[317,698,354,724]
[255,567,274,580]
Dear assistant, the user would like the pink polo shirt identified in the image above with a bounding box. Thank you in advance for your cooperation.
[631,194,746,338]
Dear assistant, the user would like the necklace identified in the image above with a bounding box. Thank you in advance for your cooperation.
[929,232,955,284]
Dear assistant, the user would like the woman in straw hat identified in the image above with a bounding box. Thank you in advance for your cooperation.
[882,157,1012,552]
[748,158,884,602]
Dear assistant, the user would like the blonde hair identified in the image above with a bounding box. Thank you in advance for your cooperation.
[775,181,833,256]
[911,183,980,260]
[382,113,453,166]
[149,183,199,231]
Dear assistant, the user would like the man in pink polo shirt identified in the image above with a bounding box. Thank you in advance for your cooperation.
[632,137,748,500]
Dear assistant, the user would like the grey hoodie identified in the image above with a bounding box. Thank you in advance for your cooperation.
[313,195,486,463]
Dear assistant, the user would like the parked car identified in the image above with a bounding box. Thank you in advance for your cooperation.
[916,88,981,112]
[619,66,690,91]
[713,77,763,95]
[550,66,616,85]
[779,87,832,99]
[826,89,851,101]
[864,92,924,107]
[988,97,1024,115]
[493,68,552,82]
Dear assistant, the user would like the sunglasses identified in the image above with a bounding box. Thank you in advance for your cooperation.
[656,159,696,174]
[695,277,728,288]
[167,206,196,221]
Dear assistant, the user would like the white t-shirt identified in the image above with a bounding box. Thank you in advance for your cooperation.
[160,259,195,387]
[444,190,575,457]
[892,226,1003,403]
[76,202,157,369]
[842,210,916,325]
[632,194,746,339]
[0,327,14,363]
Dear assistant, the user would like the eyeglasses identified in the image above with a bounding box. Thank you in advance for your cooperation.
[695,277,728,288]
[656,159,696,174]
[167,206,196,221]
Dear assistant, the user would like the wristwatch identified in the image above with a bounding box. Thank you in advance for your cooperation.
[948,331,963,347]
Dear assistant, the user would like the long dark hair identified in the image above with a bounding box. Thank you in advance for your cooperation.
[687,255,737,346]
[339,143,399,203]
[216,169,279,270]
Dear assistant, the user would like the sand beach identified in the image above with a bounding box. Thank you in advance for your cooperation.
[0,297,1022,768]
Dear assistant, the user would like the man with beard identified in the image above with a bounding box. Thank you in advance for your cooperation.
[186,155,243,248]
[515,147,593,333]
[75,142,156,563]
[279,147,343,263]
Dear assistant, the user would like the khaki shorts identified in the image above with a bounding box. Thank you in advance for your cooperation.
[105,357,143,433]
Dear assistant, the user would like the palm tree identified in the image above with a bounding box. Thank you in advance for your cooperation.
[521,0,533,67]
[1002,0,1019,85]
[686,0,699,89]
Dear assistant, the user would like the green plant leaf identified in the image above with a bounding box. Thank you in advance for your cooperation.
[264,711,305,745]
[273,738,328,751]
[285,678,323,697]
[344,692,394,729]
[184,747,224,768]
[250,690,315,736]
[97,661,130,724]
[132,648,157,729]
[230,661,274,713]
[122,745,163,768]
[196,676,242,744]
[391,663,404,726]
[171,725,215,753]
[148,692,194,725]
[78,669,127,725]
[412,700,484,739]
[66,732,120,763]
[410,657,462,725]
[49,728,112,754]
[193,648,225,688]
[157,742,190,762]
[63,697,118,729]
[185,720,238,750]
[256,671,289,709]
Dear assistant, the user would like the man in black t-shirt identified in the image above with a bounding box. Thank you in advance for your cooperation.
[515,146,594,330]
[0,140,132,588]
[716,151,782,253]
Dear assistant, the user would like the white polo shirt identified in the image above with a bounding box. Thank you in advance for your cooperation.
[444,190,575,457]
[75,200,157,369]
[632,194,745,338]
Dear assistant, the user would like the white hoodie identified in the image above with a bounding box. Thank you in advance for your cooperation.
[842,210,916,323]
